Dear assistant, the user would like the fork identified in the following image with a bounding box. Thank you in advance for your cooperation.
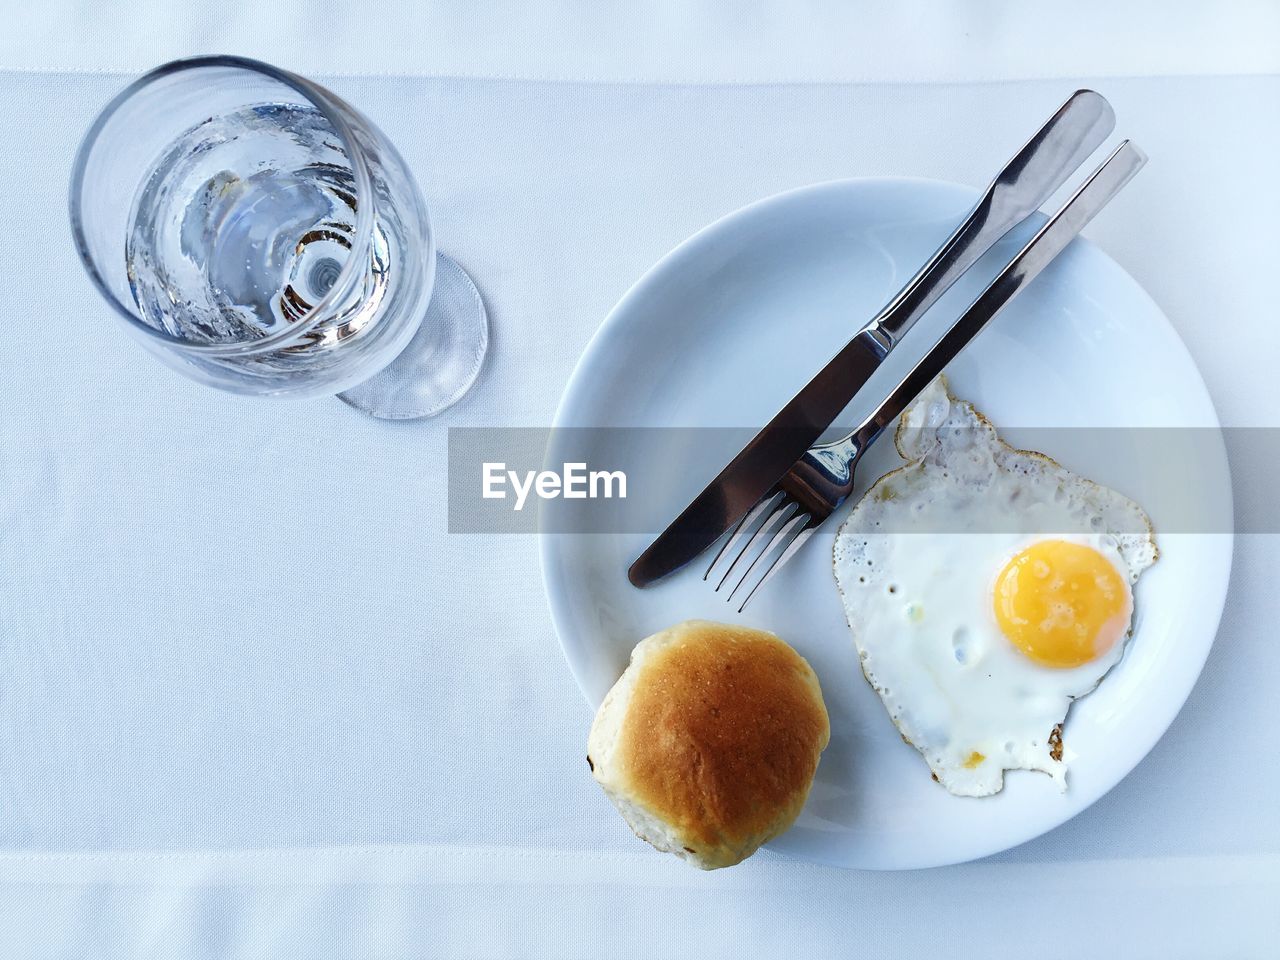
[707,139,1147,611]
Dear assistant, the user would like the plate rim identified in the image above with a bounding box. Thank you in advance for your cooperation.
[540,175,1234,869]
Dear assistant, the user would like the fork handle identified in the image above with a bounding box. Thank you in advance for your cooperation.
[788,140,1146,516]
[870,89,1114,349]
[852,140,1146,460]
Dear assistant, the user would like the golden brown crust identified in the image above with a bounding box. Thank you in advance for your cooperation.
[1048,724,1064,763]
[616,622,829,854]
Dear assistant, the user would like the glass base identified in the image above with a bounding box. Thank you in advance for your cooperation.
[338,252,488,419]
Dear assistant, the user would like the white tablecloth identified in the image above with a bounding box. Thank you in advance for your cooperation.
[1,2,1278,956]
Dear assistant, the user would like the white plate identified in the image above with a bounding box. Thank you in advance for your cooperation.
[541,178,1232,869]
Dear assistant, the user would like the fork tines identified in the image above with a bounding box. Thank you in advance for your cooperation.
[705,489,817,611]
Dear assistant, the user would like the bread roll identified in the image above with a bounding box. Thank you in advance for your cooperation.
[587,620,829,869]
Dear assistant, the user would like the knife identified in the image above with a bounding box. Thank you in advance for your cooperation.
[721,139,1148,610]
[629,90,1115,587]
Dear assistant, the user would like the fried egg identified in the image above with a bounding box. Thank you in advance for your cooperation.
[833,378,1157,796]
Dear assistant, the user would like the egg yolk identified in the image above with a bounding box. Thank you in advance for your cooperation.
[993,540,1130,668]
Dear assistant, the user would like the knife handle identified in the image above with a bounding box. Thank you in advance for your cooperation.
[628,93,1121,588]
[787,140,1146,524]
[870,89,1114,349]
[849,139,1147,454]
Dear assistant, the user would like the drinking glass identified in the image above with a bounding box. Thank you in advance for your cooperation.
[69,55,488,419]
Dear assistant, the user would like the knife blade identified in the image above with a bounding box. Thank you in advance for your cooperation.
[629,91,1115,587]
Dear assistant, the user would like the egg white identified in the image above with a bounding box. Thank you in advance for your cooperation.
[833,378,1157,797]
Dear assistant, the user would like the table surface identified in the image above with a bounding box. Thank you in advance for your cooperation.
[1,2,1278,957]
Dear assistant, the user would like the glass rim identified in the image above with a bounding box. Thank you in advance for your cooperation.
[68,54,377,358]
